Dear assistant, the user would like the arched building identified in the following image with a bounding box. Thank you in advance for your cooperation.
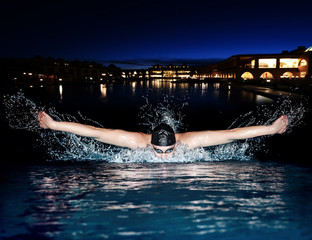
[199,46,312,81]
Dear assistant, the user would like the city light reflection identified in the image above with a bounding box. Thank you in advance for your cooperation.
[256,95,274,105]
[132,82,136,95]
[100,84,107,98]
[59,84,63,101]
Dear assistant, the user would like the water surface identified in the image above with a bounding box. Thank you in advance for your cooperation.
[1,161,312,240]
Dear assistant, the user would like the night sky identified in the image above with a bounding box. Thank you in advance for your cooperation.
[1,0,311,68]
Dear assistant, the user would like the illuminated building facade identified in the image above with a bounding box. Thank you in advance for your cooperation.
[122,64,193,80]
[149,64,192,80]
[198,46,312,80]
[121,69,150,79]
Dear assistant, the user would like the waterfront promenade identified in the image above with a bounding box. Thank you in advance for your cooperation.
[235,85,303,100]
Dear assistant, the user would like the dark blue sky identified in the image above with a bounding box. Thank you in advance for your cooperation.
[1,0,311,68]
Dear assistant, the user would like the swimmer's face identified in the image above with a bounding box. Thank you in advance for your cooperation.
[152,144,175,158]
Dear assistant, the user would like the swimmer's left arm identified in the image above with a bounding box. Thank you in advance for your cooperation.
[178,115,288,148]
[38,111,150,149]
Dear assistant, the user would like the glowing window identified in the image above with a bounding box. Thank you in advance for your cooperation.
[258,59,276,68]
[282,72,294,78]
[163,70,177,77]
[300,72,306,78]
[251,60,255,68]
[299,59,307,66]
[280,58,298,68]
[241,72,254,79]
[260,72,274,79]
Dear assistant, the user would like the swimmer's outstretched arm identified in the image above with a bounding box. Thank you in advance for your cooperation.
[37,111,150,149]
[178,115,288,148]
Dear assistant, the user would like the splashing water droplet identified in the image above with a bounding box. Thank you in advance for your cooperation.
[138,93,187,133]
[228,97,308,133]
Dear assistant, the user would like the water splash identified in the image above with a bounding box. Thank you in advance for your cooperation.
[3,91,112,161]
[3,91,309,163]
[138,92,188,133]
[4,91,43,132]
[228,97,307,132]
[222,96,308,159]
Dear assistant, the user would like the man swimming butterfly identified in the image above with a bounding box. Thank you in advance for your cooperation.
[38,111,288,158]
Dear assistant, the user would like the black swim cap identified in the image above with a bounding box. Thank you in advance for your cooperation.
[151,123,176,146]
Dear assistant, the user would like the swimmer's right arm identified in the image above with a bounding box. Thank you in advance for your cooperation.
[37,111,149,149]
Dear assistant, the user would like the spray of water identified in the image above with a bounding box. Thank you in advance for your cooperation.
[3,91,308,163]
[138,92,188,133]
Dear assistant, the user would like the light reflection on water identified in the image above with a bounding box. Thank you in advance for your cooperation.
[53,81,274,112]
[18,80,277,116]
[1,161,312,239]
[100,84,107,98]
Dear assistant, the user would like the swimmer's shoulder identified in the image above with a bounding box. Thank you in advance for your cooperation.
[133,132,151,148]
[175,132,191,146]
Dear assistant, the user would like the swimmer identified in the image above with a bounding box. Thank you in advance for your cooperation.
[38,111,288,158]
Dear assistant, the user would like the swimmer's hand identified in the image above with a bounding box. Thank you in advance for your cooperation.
[38,111,56,129]
[270,115,288,134]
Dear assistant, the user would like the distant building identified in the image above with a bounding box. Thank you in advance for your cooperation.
[149,64,192,79]
[121,64,194,80]
[0,57,122,84]
[198,46,312,80]
[122,69,150,79]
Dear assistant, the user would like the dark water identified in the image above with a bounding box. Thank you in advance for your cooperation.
[1,81,312,239]
[1,161,312,240]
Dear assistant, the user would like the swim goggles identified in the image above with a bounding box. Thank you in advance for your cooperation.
[153,147,174,154]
